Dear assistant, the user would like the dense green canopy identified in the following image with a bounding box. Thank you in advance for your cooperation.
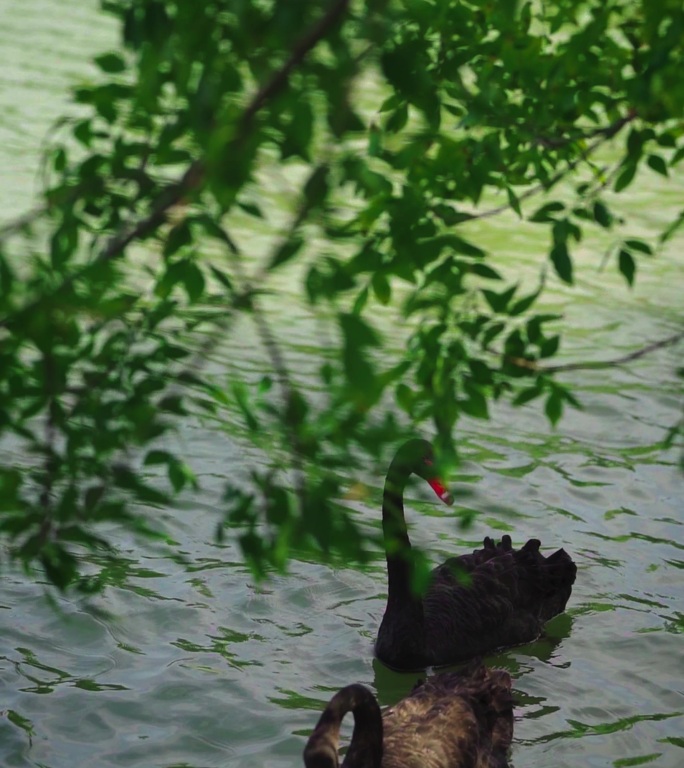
[0,0,682,589]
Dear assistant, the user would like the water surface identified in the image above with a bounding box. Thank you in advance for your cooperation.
[0,3,682,767]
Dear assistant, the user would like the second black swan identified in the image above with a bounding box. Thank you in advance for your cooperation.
[375,438,577,671]
[304,663,513,768]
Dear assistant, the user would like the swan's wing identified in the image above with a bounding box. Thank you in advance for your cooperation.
[381,666,513,768]
[426,550,522,636]
[423,537,576,661]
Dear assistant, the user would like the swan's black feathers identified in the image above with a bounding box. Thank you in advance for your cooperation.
[375,440,577,671]
[304,664,513,768]
[417,536,576,667]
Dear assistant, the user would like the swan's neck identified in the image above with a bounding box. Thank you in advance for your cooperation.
[304,685,382,768]
[382,470,417,605]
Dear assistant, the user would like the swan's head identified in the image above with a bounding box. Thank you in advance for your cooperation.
[393,438,454,506]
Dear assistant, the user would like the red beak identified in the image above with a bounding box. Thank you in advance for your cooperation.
[427,477,454,505]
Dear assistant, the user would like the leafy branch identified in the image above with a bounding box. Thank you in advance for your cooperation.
[505,330,684,374]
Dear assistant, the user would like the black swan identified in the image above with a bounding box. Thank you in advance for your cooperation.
[375,438,577,671]
[303,663,513,768]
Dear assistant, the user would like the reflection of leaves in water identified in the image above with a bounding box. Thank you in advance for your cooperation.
[84,552,183,599]
[172,626,265,669]
[586,531,684,553]
[188,576,214,599]
[571,602,617,616]
[7,709,33,746]
[617,593,668,610]
[658,736,684,748]
[279,622,312,638]
[14,646,70,693]
[510,687,560,722]
[544,711,683,742]
[492,462,537,479]
[481,517,515,532]
[604,507,638,521]
[117,641,143,655]
[579,543,624,568]
[612,753,661,766]
[72,679,129,692]
[549,505,585,523]
[269,688,336,712]
[663,612,684,634]
[11,649,128,696]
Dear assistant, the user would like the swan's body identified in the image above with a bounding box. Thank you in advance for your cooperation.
[375,439,577,671]
[304,663,513,768]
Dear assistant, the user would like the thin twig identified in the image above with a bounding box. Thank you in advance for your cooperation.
[472,112,637,221]
[506,330,684,374]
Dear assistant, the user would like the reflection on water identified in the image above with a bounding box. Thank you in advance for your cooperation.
[1,1,683,768]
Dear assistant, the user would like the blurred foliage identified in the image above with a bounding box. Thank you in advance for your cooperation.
[0,0,683,589]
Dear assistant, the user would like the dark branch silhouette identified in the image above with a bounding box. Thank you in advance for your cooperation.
[506,330,684,374]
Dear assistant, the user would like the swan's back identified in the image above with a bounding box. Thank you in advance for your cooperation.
[382,664,513,768]
[304,664,513,768]
[377,534,577,669]
[424,536,576,664]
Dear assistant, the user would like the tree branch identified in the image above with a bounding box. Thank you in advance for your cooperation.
[473,111,637,221]
[506,330,684,374]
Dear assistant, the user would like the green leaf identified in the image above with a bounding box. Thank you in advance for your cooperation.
[529,201,565,223]
[481,322,506,348]
[550,242,573,284]
[164,221,192,258]
[419,234,485,259]
[647,154,668,177]
[237,201,264,218]
[304,165,330,208]
[539,335,560,358]
[209,265,234,292]
[509,287,541,316]
[614,162,637,192]
[545,390,563,426]
[144,450,174,466]
[53,148,67,173]
[396,383,414,413]
[593,201,612,228]
[659,210,684,244]
[623,239,652,255]
[232,382,259,432]
[95,52,126,73]
[618,249,636,287]
[352,285,369,314]
[339,313,381,347]
[482,285,517,313]
[513,384,544,407]
[468,263,502,280]
[180,262,205,302]
[460,385,489,419]
[507,187,522,218]
[269,236,304,270]
[372,272,391,304]
[385,103,408,133]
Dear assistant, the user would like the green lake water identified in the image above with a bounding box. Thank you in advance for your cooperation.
[1,2,683,767]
